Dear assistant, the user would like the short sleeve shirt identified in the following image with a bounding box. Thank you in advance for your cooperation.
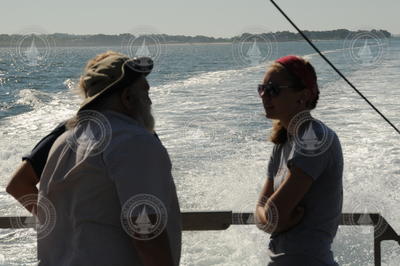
[23,124,161,179]
[267,121,343,265]
[22,122,66,177]
[37,110,182,266]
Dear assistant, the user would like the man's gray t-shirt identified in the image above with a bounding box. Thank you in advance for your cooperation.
[37,110,181,266]
[267,122,343,265]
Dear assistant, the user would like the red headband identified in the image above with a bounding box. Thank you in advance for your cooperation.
[275,55,319,100]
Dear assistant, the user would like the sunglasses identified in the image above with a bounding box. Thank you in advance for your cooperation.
[257,82,289,97]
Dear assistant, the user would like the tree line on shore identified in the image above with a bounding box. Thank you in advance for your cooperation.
[0,29,392,47]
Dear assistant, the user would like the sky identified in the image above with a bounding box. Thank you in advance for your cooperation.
[1,0,399,37]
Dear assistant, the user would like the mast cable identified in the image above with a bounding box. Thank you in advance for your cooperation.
[270,0,400,135]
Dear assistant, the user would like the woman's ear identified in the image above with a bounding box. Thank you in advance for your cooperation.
[298,89,311,105]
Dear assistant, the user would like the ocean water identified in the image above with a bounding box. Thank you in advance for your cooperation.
[0,38,399,265]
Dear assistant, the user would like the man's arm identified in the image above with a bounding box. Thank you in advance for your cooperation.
[6,122,66,215]
[132,228,174,266]
[6,160,39,215]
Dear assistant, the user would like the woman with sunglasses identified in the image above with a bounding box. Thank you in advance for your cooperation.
[255,55,343,266]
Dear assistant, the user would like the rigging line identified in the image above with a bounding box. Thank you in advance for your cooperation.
[270,0,400,136]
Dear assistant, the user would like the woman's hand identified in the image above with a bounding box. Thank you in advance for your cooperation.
[255,201,279,233]
[255,204,268,230]
[256,203,305,234]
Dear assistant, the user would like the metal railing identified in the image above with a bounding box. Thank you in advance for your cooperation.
[1,212,399,266]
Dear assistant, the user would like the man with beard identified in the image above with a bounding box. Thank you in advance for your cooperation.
[8,51,181,266]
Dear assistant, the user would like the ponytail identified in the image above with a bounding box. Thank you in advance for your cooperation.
[269,120,287,144]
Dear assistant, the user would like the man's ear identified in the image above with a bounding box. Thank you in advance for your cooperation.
[120,86,133,111]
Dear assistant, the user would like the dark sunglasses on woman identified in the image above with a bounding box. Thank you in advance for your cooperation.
[257,81,289,98]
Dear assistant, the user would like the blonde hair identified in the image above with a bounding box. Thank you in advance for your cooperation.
[268,58,320,145]
[73,50,125,99]
[67,51,125,129]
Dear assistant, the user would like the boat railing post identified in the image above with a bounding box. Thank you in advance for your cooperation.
[372,214,400,266]
[374,235,381,266]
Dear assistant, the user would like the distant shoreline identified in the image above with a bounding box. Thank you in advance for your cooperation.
[0,29,392,47]
[0,39,393,48]
[0,39,394,48]
[0,39,381,48]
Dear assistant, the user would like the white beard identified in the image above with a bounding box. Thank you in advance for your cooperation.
[138,104,155,133]
[143,109,155,132]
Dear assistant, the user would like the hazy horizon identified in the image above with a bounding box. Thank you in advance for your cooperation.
[0,0,399,37]
[0,29,397,39]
